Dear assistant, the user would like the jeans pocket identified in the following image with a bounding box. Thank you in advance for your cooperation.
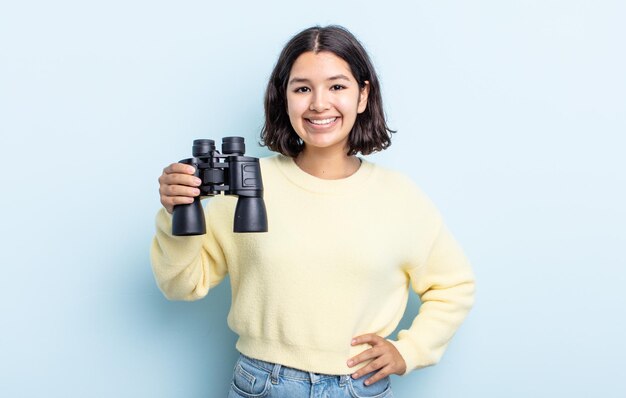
[230,357,272,398]
[347,371,392,398]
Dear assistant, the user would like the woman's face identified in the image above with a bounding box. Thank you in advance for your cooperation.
[286,51,369,155]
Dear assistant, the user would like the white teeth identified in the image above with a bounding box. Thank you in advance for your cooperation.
[308,117,337,125]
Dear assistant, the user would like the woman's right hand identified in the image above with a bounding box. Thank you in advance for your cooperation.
[158,163,203,214]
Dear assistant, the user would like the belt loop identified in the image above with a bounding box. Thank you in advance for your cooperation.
[271,363,281,385]
[339,374,348,387]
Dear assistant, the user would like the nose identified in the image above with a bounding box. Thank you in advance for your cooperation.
[309,91,330,112]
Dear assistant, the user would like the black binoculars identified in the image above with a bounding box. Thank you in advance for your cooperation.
[172,137,268,235]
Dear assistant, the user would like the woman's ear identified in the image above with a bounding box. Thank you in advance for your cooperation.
[357,81,370,114]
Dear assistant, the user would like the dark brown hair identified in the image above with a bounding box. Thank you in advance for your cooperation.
[260,25,394,157]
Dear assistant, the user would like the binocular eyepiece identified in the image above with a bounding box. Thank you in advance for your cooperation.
[171,137,268,235]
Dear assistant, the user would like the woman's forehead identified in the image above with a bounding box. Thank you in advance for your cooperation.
[289,51,355,82]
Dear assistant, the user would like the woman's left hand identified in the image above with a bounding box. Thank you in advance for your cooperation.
[346,334,407,385]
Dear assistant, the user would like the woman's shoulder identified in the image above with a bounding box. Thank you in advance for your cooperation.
[366,160,440,213]
[367,160,426,193]
[259,153,285,171]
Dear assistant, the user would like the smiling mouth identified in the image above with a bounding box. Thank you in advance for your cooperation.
[306,117,338,125]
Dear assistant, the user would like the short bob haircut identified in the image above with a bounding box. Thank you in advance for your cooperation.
[260,25,394,157]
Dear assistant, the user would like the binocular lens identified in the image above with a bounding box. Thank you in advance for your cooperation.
[222,136,245,155]
[172,197,206,235]
[193,139,216,157]
[234,197,268,232]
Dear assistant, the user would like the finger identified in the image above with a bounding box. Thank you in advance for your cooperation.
[352,334,384,346]
[164,163,196,175]
[169,195,196,205]
[364,366,393,386]
[351,358,385,380]
[160,184,201,198]
[160,172,202,187]
[162,195,196,214]
[347,346,381,368]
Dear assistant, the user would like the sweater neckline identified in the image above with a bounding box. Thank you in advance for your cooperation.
[272,154,374,194]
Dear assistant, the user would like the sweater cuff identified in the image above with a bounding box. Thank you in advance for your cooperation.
[388,338,436,375]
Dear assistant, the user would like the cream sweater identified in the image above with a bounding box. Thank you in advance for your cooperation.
[151,154,475,375]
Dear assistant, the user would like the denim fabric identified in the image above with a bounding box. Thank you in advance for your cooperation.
[228,354,393,398]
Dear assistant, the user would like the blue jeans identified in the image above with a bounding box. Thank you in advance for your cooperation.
[228,354,393,398]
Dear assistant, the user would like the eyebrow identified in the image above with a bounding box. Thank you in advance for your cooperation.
[288,74,352,86]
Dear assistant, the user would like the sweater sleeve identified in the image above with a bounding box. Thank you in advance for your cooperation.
[150,204,229,301]
[390,221,476,374]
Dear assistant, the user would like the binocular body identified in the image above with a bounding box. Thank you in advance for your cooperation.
[172,137,268,235]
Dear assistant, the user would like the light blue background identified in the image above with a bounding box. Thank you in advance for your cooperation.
[1,1,625,397]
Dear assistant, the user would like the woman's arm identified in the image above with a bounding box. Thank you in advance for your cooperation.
[391,222,476,373]
[150,163,228,301]
[150,206,228,301]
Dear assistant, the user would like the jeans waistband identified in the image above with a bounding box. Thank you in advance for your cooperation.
[238,354,351,384]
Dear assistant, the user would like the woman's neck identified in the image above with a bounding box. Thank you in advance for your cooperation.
[294,147,361,180]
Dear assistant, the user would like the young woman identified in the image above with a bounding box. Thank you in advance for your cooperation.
[152,25,475,398]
